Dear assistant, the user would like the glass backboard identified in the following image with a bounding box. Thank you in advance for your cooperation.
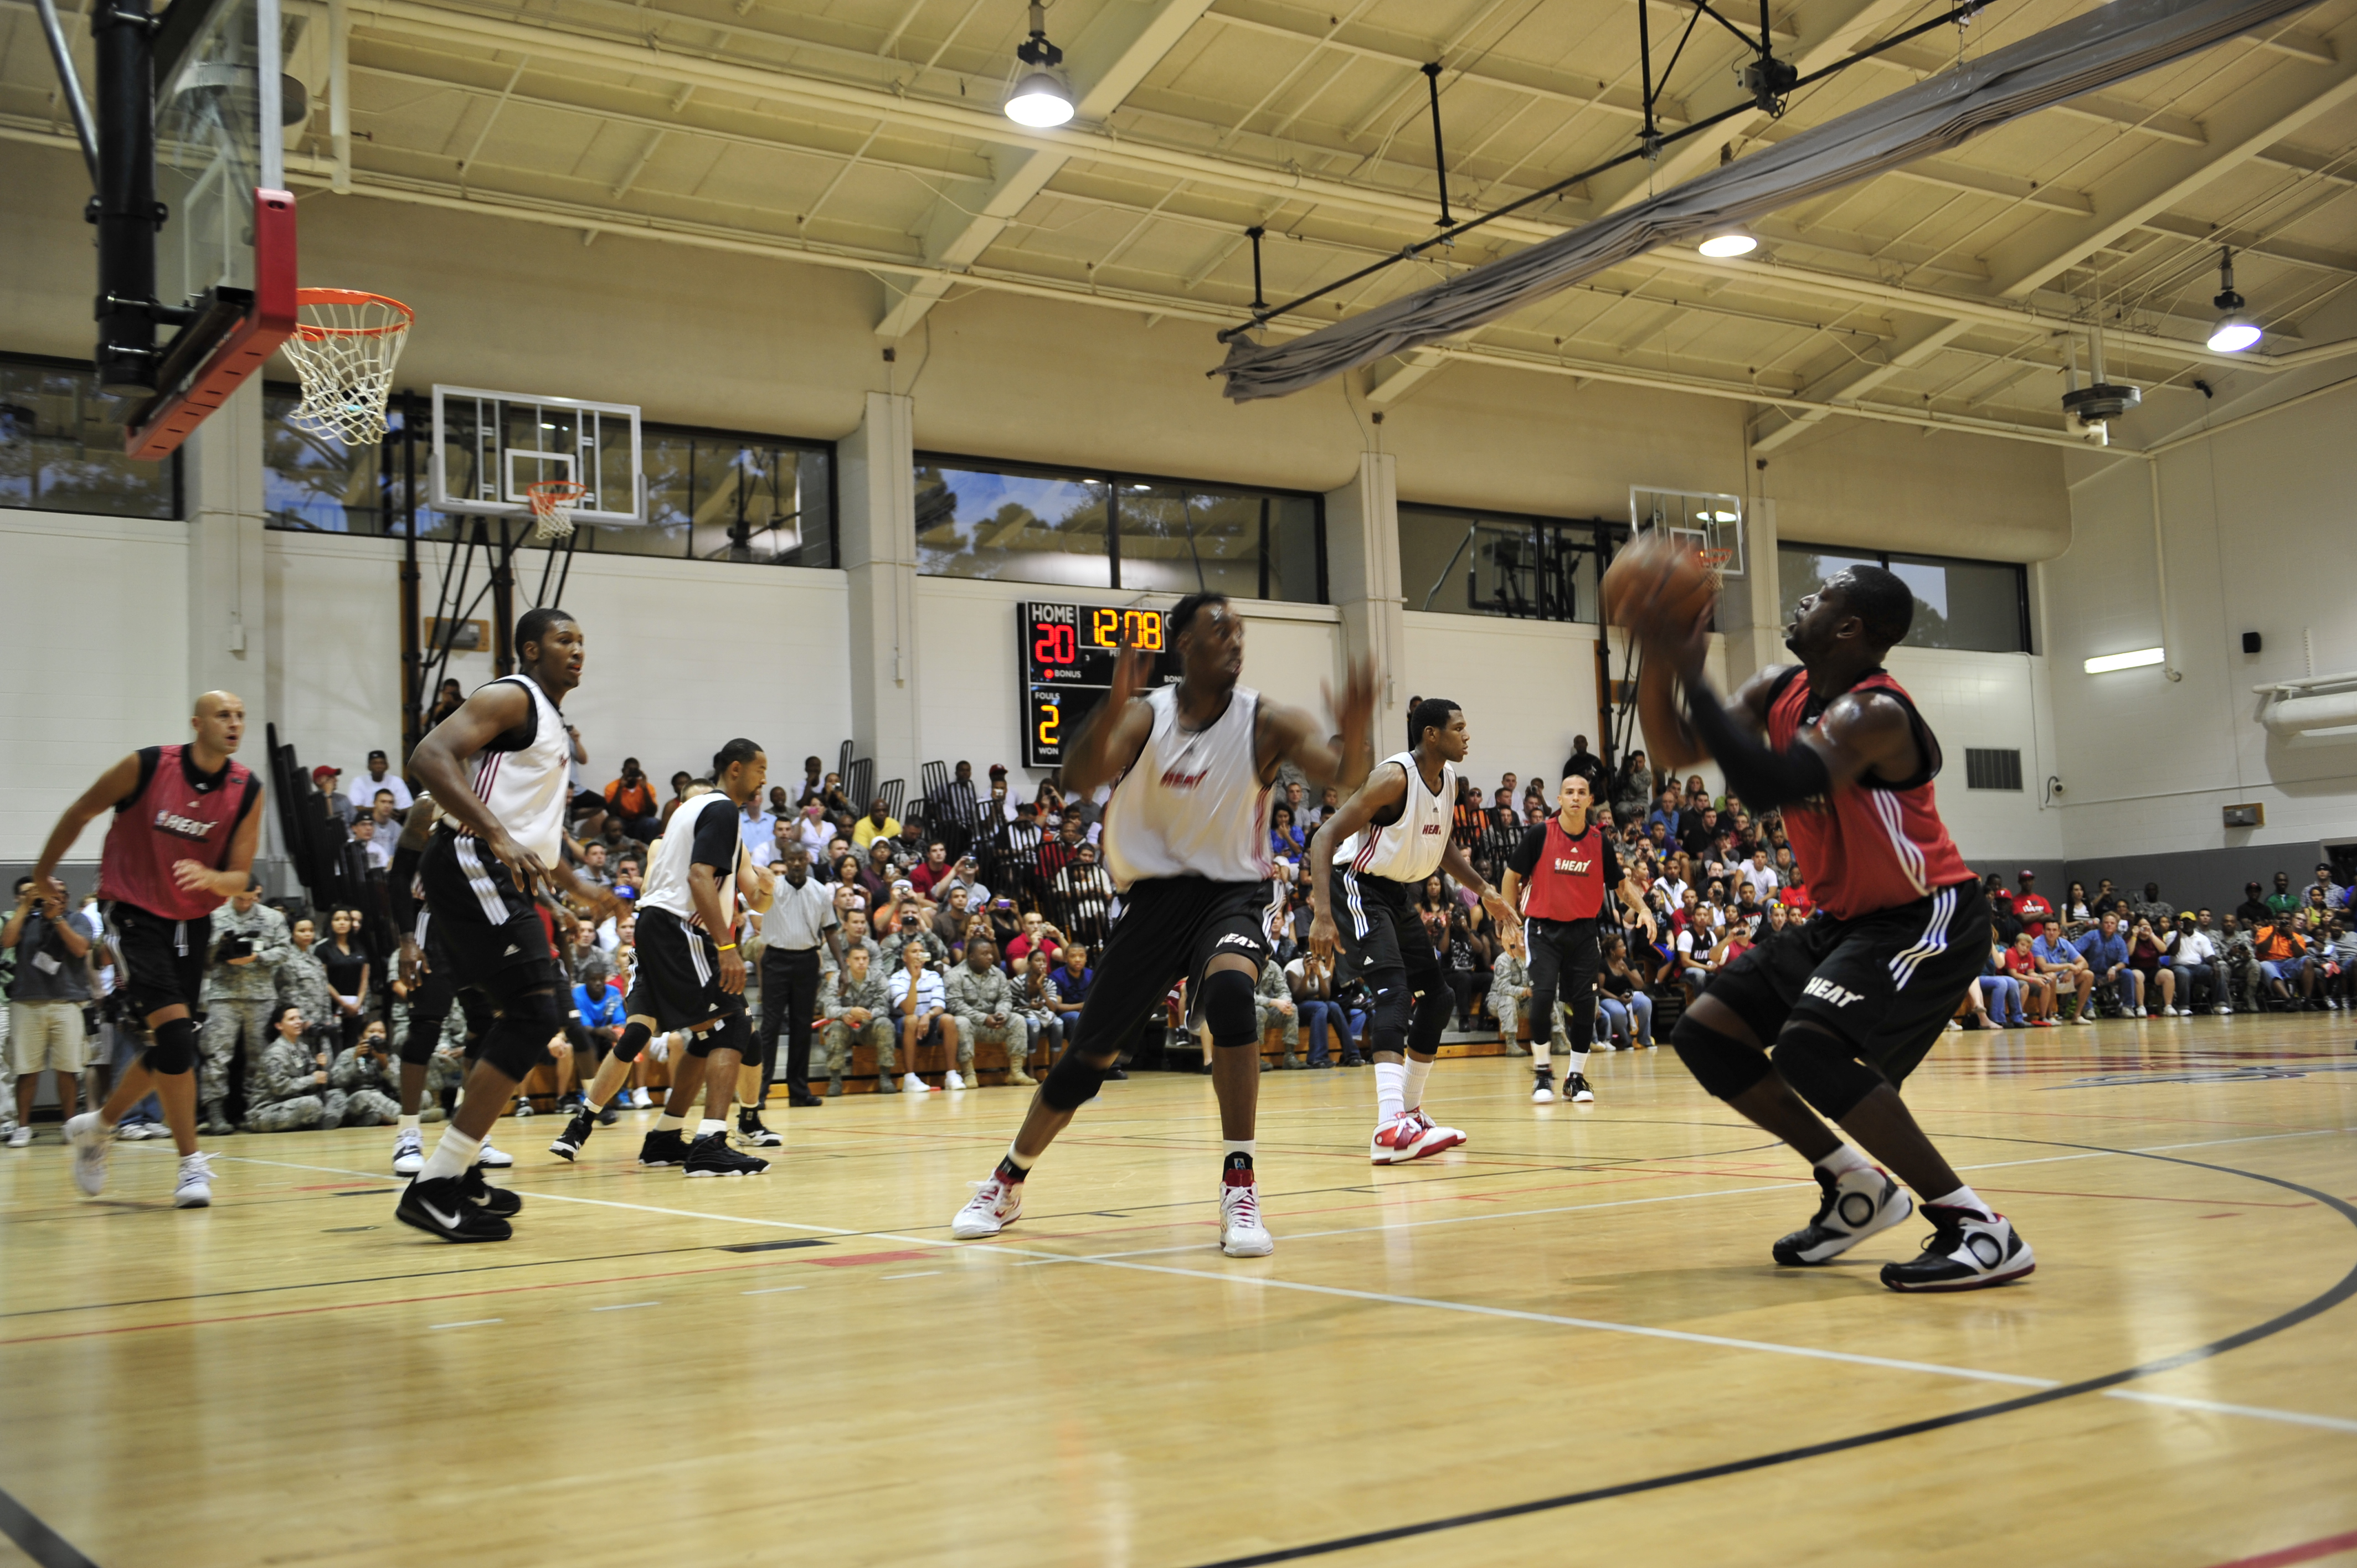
[433,386,646,525]
[1630,484,1745,576]
[154,0,281,315]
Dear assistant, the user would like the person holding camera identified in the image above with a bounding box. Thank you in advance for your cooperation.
[329,1021,404,1127]
[244,1005,340,1132]
[198,878,291,1136]
[7,876,100,1146]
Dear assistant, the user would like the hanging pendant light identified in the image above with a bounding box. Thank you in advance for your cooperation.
[1005,2,1073,127]
[2206,248,2261,353]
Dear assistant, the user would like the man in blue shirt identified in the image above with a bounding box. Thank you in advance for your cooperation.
[569,968,626,1113]
[2032,927,2094,1024]
[1047,942,1095,1059]
[2072,912,2139,1017]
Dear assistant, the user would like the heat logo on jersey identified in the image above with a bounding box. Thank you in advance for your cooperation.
[1803,976,1864,1007]
[1552,858,1592,874]
[1159,768,1209,790]
[152,808,219,843]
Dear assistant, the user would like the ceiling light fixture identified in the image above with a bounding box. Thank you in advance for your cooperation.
[2083,647,2165,674]
[2206,248,2260,353]
[1005,2,1072,128]
[1697,226,1758,258]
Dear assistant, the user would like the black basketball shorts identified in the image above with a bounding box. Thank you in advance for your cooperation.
[416,831,564,1000]
[1333,870,1443,994]
[108,902,209,1021]
[1703,879,1990,1089]
[633,906,748,1033]
[1070,876,1272,1055]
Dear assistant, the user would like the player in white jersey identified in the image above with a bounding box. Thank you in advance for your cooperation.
[949,594,1375,1257]
[1312,700,1520,1163]
[395,608,622,1242]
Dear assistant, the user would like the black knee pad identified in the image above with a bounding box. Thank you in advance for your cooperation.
[1409,985,1453,1055]
[1040,1045,1113,1111]
[1199,967,1258,1049]
[687,1013,750,1059]
[611,1020,652,1064]
[1770,1023,1886,1122]
[398,1013,441,1067]
[478,989,568,1079]
[145,1015,198,1075]
[1365,972,1413,1054]
[1669,1014,1771,1102]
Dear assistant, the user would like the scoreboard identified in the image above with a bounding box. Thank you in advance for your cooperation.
[1018,601,1179,768]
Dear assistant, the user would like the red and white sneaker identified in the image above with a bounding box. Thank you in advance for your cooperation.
[950,1173,1023,1239]
[1219,1169,1274,1257]
[1370,1112,1456,1164]
[1406,1110,1466,1157]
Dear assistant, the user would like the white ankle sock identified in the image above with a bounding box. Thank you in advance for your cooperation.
[1402,1056,1433,1112]
[1374,1061,1406,1122]
[584,1094,605,1116]
[1005,1141,1037,1173]
[656,1112,685,1133]
[1926,1183,1991,1219]
[419,1127,481,1184]
[1222,1138,1255,1164]
[1531,1040,1551,1071]
[1813,1143,1872,1179]
[397,1113,420,1133]
[1565,1050,1589,1073]
[697,1118,727,1138]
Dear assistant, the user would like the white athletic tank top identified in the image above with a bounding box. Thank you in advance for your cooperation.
[1100,684,1272,890]
[1335,751,1455,884]
[453,674,570,867]
[640,791,739,927]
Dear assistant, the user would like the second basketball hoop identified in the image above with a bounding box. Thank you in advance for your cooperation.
[527,479,589,542]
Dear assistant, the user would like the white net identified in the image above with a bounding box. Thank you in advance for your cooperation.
[528,480,588,541]
[280,290,413,445]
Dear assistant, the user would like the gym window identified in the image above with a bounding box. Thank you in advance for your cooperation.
[0,353,181,520]
[1777,543,2031,654]
[1397,503,1622,623]
[913,454,1324,602]
[263,390,835,568]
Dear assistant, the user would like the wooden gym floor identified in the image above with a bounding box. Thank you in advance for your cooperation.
[2,1014,2354,1568]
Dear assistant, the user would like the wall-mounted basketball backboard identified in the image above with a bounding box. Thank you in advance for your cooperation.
[120,0,298,457]
[1630,484,1745,576]
[431,386,645,525]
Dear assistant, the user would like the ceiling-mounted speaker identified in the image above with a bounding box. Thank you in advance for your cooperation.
[2242,631,2262,653]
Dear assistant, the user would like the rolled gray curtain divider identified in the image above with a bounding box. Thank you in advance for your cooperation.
[1214,0,2319,402]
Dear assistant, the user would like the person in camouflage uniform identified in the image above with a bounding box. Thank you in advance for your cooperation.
[328,1020,404,1127]
[1487,941,1534,1054]
[879,908,949,973]
[276,915,336,1046]
[243,1004,343,1132]
[947,937,1030,1087]
[2216,913,2261,1012]
[817,945,896,1095]
[199,883,292,1134]
[1255,957,1303,1070]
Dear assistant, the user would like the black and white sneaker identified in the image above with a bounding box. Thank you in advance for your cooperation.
[1531,1072,1555,1105]
[1880,1205,2035,1292]
[549,1111,595,1162]
[463,1162,523,1217]
[683,1131,769,1178]
[735,1107,783,1148]
[638,1129,692,1167]
[396,1175,513,1243]
[1773,1165,1912,1265]
[1565,1072,1595,1103]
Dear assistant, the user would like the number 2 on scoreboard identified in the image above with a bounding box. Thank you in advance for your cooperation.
[1037,700,1060,750]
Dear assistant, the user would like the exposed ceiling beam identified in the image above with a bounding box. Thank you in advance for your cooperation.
[876,0,1218,339]
[1860,43,2209,143]
[1199,5,1692,128]
[1591,0,1928,214]
[2138,212,2357,277]
[1748,317,1973,450]
[1984,25,2357,298]
[1363,344,1453,404]
[2251,138,2357,186]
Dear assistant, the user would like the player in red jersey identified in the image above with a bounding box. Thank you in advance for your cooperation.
[30,692,264,1208]
[1635,564,2033,1292]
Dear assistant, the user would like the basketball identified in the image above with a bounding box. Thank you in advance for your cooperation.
[1601,531,1717,639]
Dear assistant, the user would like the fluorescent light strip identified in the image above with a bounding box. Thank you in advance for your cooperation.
[2084,647,2165,674]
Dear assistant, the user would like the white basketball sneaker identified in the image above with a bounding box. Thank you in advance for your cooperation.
[392,1127,424,1175]
[1219,1169,1274,1257]
[1405,1110,1465,1157]
[476,1137,514,1169]
[951,1172,1023,1239]
[64,1112,110,1196]
[174,1152,217,1209]
[1880,1205,2036,1292]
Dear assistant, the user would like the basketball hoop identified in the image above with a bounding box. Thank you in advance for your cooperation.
[527,479,589,541]
[1700,546,1736,580]
[280,288,413,445]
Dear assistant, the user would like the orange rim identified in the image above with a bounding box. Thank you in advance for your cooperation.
[292,287,415,339]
